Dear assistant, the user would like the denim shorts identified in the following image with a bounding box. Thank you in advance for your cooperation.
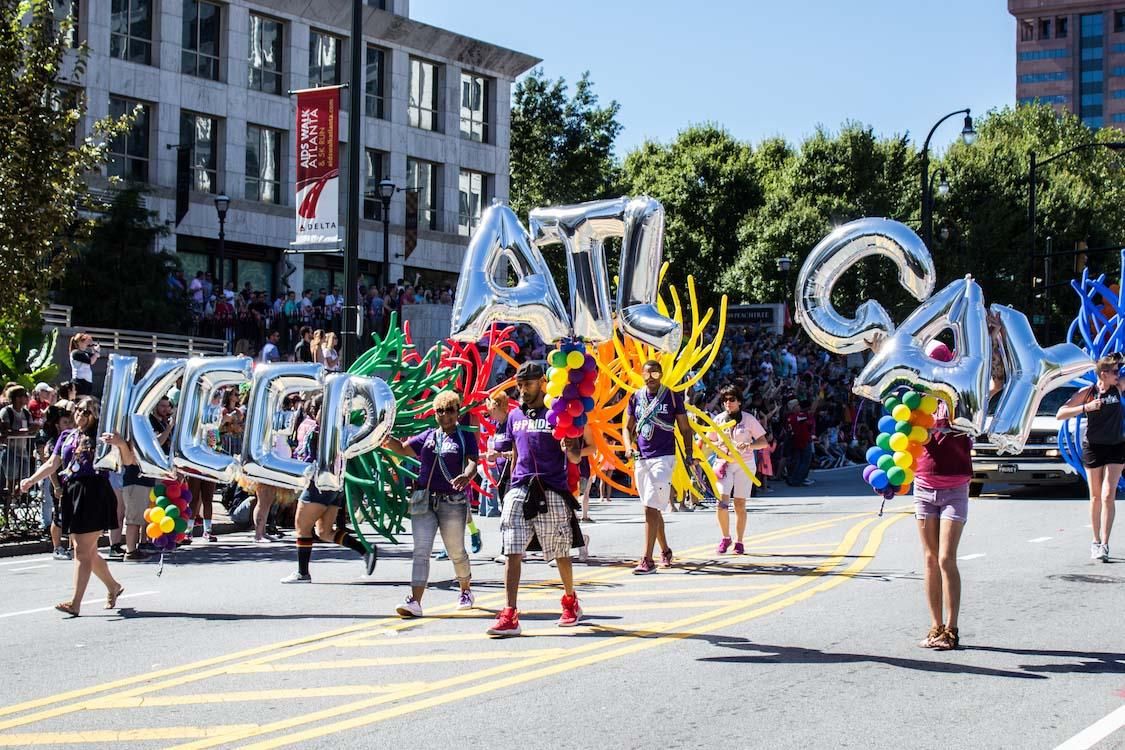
[913,483,969,523]
[298,485,344,508]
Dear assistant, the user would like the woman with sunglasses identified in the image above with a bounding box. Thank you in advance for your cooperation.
[20,398,125,616]
[68,333,99,397]
[383,391,478,617]
[1057,354,1125,563]
[709,385,768,554]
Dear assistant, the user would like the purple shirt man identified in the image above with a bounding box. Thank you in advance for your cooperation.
[509,405,568,493]
[628,387,686,459]
[406,427,478,495]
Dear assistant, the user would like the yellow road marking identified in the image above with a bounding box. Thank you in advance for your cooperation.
[172,515,885,749]
[340,622,671,647]
[519,582,779,600]
[0,725,258,746]
[231,512,907,750]
[87,685,425,709]
[228,650,566,673]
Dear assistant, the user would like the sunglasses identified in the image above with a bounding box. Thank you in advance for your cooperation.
[722,396,740,403]
[434,407,458,415]
[76,409,93,416]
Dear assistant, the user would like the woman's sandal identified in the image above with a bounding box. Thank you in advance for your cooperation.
[55,602,80,617]
[934,626,960,651]
[105,585,125,610]
[918,625,945,648]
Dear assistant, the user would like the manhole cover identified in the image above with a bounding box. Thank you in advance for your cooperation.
[1048,574,1125,584]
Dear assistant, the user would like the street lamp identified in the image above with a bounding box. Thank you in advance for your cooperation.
[920,109,975,248]
[213,193,229,297]
[777,257,793,331]
[377,178,396,291]
[936,170,950,196]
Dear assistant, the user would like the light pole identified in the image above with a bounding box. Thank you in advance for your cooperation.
[777,256,792,330]
[342,0,364,369]
[920,109,975,248]
[213,193,229,296]
[377,178,396,291]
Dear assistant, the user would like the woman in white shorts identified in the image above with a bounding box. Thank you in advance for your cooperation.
[710,386,767,555]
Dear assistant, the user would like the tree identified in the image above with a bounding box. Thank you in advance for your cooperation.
[509,69,622,283]
[0,0,128,339]
[58,189,186,332]
[617,125,760,304]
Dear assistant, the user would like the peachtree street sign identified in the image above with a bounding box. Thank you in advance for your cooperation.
[726,304,785,334]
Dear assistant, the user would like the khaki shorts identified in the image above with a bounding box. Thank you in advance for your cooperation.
[122,484,152,526]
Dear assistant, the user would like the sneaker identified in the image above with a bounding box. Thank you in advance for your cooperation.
[733,542,745,555]
[52,547,70,561]
[1092,541,1103,560]
[124,549,150,561]
[434,549,449,561]
[660,548,673,568]
[457,589,475,610]
[1100,543,1110,562]
[206,533,218,543]
[470,530,483,554]
[364,546,378,576]
[633,557,657,575]
[578,534,590,563]
[396,595,423,618]
[280,571,311,584]
[487,607,522,637]
[558,593,582,627]
[253,537,273,544]
[108,543,125,558]
[179,537,193,547]
[801,479,815,486]
[717,537,732,554]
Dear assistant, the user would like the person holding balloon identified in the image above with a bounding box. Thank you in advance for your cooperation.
[709,385,768,554]
[19,398,125,616]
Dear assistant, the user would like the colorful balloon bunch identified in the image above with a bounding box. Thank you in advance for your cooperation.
[144,479,194,551]
[863,389,938,497]
[544,341,598,441]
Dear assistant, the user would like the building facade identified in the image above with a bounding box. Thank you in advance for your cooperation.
[60,0,538,298]
[1009,0,1125,128]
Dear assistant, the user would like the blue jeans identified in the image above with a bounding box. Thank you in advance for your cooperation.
[478,475,505,517]
[409,489,471,588]
[788,445,813,485]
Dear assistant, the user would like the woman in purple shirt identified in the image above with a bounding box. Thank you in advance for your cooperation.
[384,390,478,617]
[480,392,512,518]
[21,398,124,616]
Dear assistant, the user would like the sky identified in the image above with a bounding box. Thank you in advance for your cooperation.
[411,0,1016,157]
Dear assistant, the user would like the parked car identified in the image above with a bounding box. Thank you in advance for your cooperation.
[969,386,1083,497]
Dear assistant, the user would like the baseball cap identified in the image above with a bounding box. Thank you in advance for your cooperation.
[515,361,546,380]
[33,382,53,394]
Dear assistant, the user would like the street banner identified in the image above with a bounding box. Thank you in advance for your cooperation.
[404,190,418,259]
[294,87,340,249]
[175,146,191,226]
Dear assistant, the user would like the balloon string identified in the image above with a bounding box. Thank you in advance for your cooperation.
[156,551,165,577]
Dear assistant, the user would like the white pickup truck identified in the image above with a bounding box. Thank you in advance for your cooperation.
[969,386,1083,497]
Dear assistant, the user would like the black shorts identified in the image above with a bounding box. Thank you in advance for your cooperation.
[298,485,344,507]
[1082,442,1125,469]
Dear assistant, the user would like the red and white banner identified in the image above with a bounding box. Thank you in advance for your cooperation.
[294,87,340,248]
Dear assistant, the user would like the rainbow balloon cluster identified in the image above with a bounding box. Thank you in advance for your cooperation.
[544,341,598,441]
[144,479,194,551]
[863,389,939,497]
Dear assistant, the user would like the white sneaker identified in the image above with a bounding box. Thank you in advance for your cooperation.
[280,571,311,584]
[396,595,423,618]
[1100,543,1110,562]
[457,589,475,610]
[1092,541,1104,560]
[578,534,590,563]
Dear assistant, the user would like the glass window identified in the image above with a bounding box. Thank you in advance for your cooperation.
[406,157,437,230]
[1018,95,1068,105]
[308,30,342,87]
[182,0,221,80]
[246,124,282,204]
[1086,115,1105,128]
[365,45,386,119]
[237,259,273,296]
[459,72,489,143]
[1019,48,1069,61]
[408,58,439,131]
[1021,20,1034,42]
[1019,71,1069,83]
[1116,11,1125,33]
[179,111,218,193]
[53,0,80,48]
[1040,18,1052,39]
[1083,12,1105,37]
[367,0,388,9]
[110,0,152,65]
[1058,16,1069,38]
[108,96,150,182]
[364,150,386,220]
[1113,113,1125,122]
[458,170,486,236]
[248,14,283,95]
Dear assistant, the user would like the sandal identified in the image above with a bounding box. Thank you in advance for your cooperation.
[55,602,80,616]
[934,626,960,651]
[106,585,125,610]
[918,625,944,648]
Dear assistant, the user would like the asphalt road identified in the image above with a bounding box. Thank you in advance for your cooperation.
[0,470,1123,749]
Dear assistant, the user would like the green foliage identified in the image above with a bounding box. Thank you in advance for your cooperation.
[0,326,58,390]
[0,0,131,340]
[58,188,186,332]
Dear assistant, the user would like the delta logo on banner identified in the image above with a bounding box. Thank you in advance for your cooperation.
[294,87,340,248]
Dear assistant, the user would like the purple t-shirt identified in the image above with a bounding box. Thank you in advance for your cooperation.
[488,418,512,478]
[406,427,478,495]
[54,428,99,481]
[509,405,568,492]
[629,387,685,459]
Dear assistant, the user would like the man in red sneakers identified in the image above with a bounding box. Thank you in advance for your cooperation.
[488,362,586,636]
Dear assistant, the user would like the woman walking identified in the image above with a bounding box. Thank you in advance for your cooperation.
[479,393,511,518]
[20,398,124,616]
[710,386,768,554]
[1057,354,1125,563]
[383,391,478,616]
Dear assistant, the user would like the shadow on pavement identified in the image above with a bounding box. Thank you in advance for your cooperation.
[963,645,1125,674]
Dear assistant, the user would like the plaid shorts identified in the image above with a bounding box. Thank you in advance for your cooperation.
[500,484,574,562]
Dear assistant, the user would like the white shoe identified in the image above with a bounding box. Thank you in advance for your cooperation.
[1101,543,1110,562]
[396,595,423,618]
[578,534,590,563]
[1092,541,1104,560]
[280,571,311,584]
[457,589,475,610]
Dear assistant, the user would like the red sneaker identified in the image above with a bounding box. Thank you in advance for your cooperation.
[558,593,583,627]
[487,607,522,637]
